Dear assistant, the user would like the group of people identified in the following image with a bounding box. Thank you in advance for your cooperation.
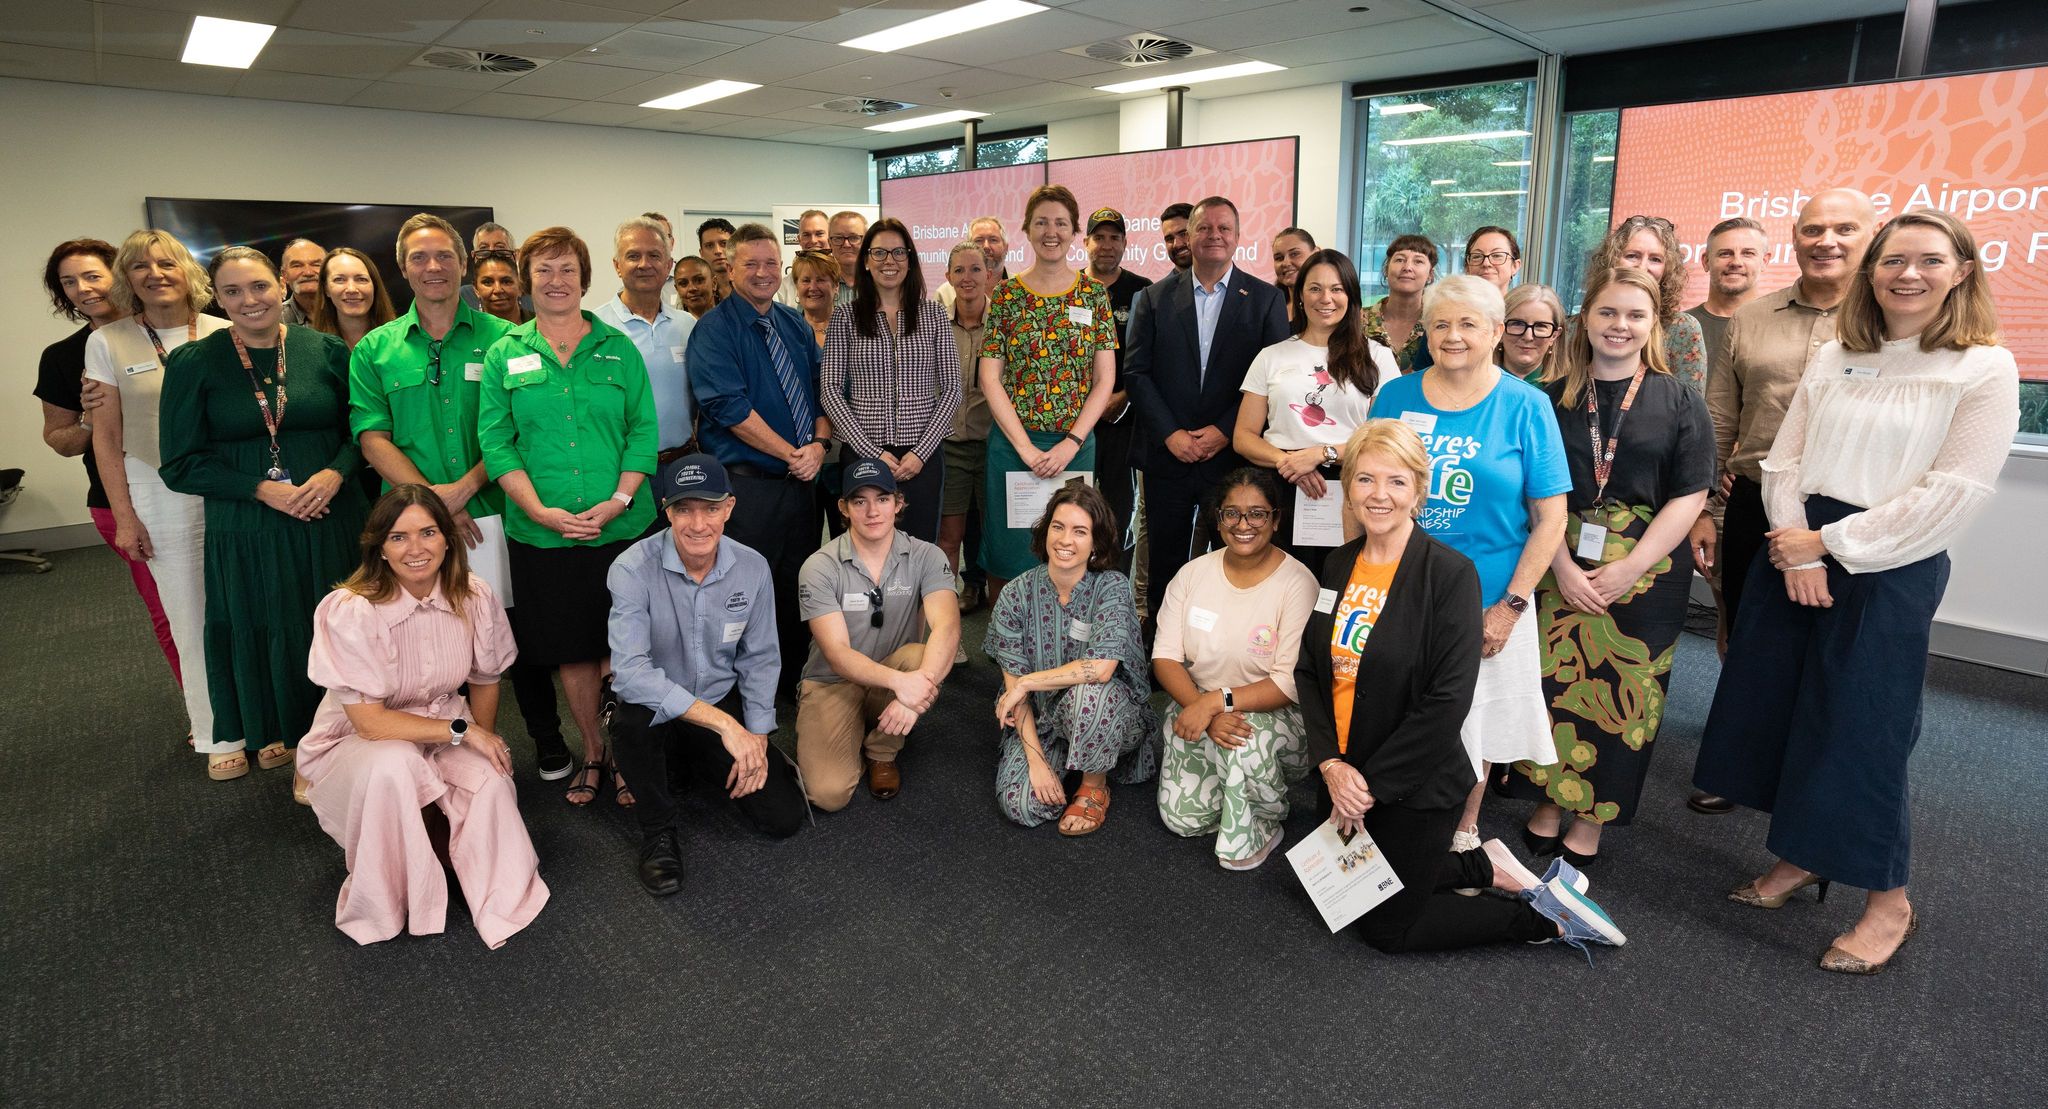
[31,183,2017,973]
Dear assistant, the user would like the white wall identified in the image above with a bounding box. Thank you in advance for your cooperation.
[1046,114,1119,160]
[0,76,870,537]
[1937,450,2048,669]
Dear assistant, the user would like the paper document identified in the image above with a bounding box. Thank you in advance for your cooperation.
[1004,470,1094,529]
[1286,818,1405,933]
[470,514,514,608]
[1293,484,1345,547]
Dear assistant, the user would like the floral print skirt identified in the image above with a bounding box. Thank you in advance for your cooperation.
[1503,503,1691,826]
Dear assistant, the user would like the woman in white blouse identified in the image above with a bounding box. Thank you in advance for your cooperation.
[1693,209,2019,975]
[1233,249,1400,570]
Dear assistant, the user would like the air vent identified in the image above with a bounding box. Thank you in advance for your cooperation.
[816,97,917,116]
[1065,34,1211,68]
[413,49,540,75]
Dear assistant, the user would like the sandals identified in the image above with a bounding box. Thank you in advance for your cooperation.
[1059,783,1111,837]
[613,763,635,809]
[256,743,293,771]
[564,762,604,806]
[207,753,249,782]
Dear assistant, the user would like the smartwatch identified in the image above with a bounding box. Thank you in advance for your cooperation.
[1500,593,1529,615]
[448,718,468,746]
[1221,687,1235,712]
[1322,444,1339,466]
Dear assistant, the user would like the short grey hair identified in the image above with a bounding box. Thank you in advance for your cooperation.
[614,216,672,259]
[473,221,509,244]
[1422,273,1505,328]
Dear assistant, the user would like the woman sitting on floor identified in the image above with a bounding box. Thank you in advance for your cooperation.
[298,485,548,948]
[987,480,1157,835]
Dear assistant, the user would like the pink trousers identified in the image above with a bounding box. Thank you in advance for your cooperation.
[90,506,180,685]
[306,737,549,949]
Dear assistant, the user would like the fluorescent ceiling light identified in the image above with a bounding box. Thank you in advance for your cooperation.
[1378,103,1433,115]
[1592,154,1616,163]
[1492,159,1531,167]
[1096,61,1285,95]
[866,109,988,133]
[1383,128,1531,147]
[180,16,274,68]
[1430,178,1457,186]
[640,79,760,110]
[843,0,1045,52]
[1442,189,1528,198]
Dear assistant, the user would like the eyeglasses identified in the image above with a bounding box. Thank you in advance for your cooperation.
[426,338,445,386]
[830,234,864,245]
[865,587,884,629]
[471,248,516,267]
[1503,319,1558,337]
[1219,507,1273,525]
[865,247,911,260]
[1622,214,1675,232]
[1466,250,1516,266]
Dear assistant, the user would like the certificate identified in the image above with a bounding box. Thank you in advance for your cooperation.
[1004,470,1093,530]
[470,514,515,608]
[1293,483,1345,548]
[1286,818,1405,933]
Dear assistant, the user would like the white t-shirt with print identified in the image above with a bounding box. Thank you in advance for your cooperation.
[1240,335,1401,451]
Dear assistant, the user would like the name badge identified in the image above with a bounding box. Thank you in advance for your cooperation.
[842,591,870,612]
[1575,522,1609,562]
[508,352,543,374]
[670,345,687,365]
[1068,618,1092,642]
[1398,410,1437,436]
[1315,588,1338,614]
[721,620,746,643]
[1066,306,1093,327]
[122,361,158,376]
[1187,606,1219,632]
[1843,365,1881,379]
[465,362,484,381]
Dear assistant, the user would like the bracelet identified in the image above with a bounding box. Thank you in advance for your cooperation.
[1062,432,1083,447]
[78,419,91,432]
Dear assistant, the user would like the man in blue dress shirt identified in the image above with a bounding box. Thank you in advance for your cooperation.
[595,217,696,469]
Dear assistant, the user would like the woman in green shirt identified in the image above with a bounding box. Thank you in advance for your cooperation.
[158,247,369,800]
[478,227,657,806]
[977,184,1118,600]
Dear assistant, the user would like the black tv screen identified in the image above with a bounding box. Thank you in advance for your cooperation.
[142,197,495,313]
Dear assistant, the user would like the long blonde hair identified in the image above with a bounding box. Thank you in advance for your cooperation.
[111,229,212,317]
[1553,267,1670,409]
[1836,208,2000,353]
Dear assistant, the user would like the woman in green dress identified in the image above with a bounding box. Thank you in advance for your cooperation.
[159,246,368,800]
[976,183,1119,602]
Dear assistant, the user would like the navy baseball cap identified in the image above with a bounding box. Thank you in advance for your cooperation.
[657,453,731,507]
[841,457,898,497]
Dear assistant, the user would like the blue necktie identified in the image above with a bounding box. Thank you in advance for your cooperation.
[756,315,814,447]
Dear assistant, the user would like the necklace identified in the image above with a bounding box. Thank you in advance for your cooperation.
[538,318,585,361]
[1423,366,1494,411]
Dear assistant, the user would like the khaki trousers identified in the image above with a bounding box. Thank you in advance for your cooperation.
[795,643,926,811]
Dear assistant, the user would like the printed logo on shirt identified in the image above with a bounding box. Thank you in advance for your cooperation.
[1246,623,1277,658]
[1334,580,1392,657]
[724,590,749,614]
[1416,429,1482,529]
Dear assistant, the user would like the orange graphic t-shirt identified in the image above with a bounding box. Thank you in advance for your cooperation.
[1330,555,1400,755]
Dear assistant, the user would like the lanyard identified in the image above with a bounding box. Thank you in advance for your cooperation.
[141,318,198,364]
[231,325,291,479]
[1586,365,1647,502]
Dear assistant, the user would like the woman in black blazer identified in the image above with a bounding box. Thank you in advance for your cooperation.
[1296,419,1626,955]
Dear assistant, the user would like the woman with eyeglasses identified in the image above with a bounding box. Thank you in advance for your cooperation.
[1463,226,1522,294]
[1364,234,1436,373]
[819,217,960,543]
[1587,215,1707,393]
[471,249,525,326]
[1501,284,1566,384]
[1233,249,1400,572]
[1153,467,1319,869]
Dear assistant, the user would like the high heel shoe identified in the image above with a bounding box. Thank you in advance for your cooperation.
[1819,911,1917,975]
[1559,845,1600,868]
[1727,873,1831,909]
[1521,825,1562,857]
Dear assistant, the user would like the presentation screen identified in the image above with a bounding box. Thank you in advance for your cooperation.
[1611,65,2048,381]
[882,137,1298,289]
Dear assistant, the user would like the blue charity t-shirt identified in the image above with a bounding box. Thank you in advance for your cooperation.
[1367,371,1571,606]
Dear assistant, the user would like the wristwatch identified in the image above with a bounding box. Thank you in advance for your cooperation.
[1322,444,1339,466]
[1063,431,1084,447]
[448,718,468,746]
[610,491,633,507]
[1221,687,1235,712]
[1500,593,1529,616]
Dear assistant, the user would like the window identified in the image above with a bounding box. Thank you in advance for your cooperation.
[1352,79,1537,301]
[975,134,1047,168]
[1548,109,1619,314]
[876,132,1047,181]
[879,146,961,180]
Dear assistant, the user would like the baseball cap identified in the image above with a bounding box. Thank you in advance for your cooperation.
[656,453,731,507]
[1087,207,1126,235]
[841,457,898,498]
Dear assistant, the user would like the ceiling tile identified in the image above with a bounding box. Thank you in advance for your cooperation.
[895,9,1144,68]
[702,117,818,139]
[94,51,243,95]
[1252,16,1491,68]
[291,0,489,45]
[981,48,1140,83]
[0,42,99,83]
[670,34,867,82]
[348,81,485,111]
[438,0,652,54]
[128,0,303,22]
[770,105,906,127]
[1059,0,1296,28]
[0,1,95,51]
[866,65,1040,106]
[627,16,767,46]
[715,83,850,114]
[499,58,655,97]
[659,0,853,36]
[596,70,766,106]
[778,53,959,96]
[588,0,689,14]
[580,28,743,72]
[252,29,423,80]
[963,81,1109,113]
[785,0,992,45]
[1175,0,1441,51]
[630,107,753,132]
[449,90,586,118]
[94,3,200,62]
[541,100,665,125]
[381,62,526,91]
[230,70,374,104]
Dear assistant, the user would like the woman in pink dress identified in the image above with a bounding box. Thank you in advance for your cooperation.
[298,484,548,948]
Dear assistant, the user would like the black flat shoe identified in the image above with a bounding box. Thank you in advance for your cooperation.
[1688,790,1735,815]
[637,828,684,897]
[1521,826,1563,857]
[1559,844,1600,868]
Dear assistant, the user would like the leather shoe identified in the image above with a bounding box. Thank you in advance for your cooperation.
[637,828,684,897]
[1688,790,1735,815]
[867,758,901,801]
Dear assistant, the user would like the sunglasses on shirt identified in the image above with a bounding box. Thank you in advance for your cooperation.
[865,587,883,629]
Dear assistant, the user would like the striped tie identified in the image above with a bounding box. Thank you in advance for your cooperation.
[756,315,814,447]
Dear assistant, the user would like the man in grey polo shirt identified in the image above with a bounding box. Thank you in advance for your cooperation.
[607,452,806,896]
[795,458,961,810]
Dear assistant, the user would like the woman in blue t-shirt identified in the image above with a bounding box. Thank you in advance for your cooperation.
[1368,274,1569,863]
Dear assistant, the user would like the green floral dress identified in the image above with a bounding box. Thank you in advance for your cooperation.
[1504,372,1712,824]
[1364,296,1429,373]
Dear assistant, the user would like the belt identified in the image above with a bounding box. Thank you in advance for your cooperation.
[725,461,799,481]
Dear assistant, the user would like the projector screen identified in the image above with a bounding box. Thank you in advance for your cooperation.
[1611,65,2048,381]
[882,137,1299,289]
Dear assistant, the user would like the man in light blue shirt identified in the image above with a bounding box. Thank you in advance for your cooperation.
[607,453,805,896]
[595,216,696,457]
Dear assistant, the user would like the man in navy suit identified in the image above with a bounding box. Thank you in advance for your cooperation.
[1121,195,1290,621]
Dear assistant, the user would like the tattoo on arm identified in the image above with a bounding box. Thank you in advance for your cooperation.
[1078,659,1099,684]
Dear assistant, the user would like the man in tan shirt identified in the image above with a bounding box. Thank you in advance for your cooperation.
[1691,188,1875,815]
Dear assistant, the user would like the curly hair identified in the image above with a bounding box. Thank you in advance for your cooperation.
[1029,479,1119,573]
[1590,214,1687,323]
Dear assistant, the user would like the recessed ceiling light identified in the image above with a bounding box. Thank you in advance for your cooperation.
[866,109,988,133]
[1442,189,1527,197]
[1378,103,1432,115]
[180,16,274,69]
[639,79,761,110]
[1492,159,1531,167]
[844,0,1045,53]
[1095,60,1284,95]
[1382,128,1531,147]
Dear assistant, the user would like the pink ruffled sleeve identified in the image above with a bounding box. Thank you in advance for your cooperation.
[464,574,520,684]
[307,589,398,705]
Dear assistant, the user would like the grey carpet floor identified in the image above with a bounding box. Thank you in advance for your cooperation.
[3,545,2044,1107]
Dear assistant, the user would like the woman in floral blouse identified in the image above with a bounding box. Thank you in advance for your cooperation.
[1583,215,1708,394]
[977,183,1119,601]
